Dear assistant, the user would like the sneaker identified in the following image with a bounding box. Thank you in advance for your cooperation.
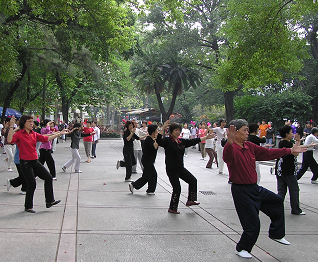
[21,191,26,195]
[46,200,61,208]
[62,166,66,172]
[292,211,306,215]
[311,180,318,184]
[271,237,290,245]
[116,160,120,170]
[74,170,82,173]
[8,168,13,172]
[219,171,223,175]
[147,192,155,195]
[53,177,57,180]
[236,250,252,259]
[7,179,11,191]
[125,178,132,182]
[129,183,134,194]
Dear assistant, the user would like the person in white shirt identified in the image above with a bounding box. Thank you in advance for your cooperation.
[91,121,100,159]
[181,123,191,157]
[132,121,147,173]
[296,127,318,183]
[205,128,218,168]
[212,119,227,175]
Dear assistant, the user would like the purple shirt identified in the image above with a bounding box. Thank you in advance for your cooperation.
[40,126,52,150]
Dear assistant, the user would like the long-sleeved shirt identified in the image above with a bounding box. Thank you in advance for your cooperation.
[40,126,53,150]
[123,129,139,147]
[69,130,91,149]
[141,136,158,164]
[223,141,291,184]
[248,134,266,146]
[11,129,49,160]
[303,134,318,151]
[157,133,201,170]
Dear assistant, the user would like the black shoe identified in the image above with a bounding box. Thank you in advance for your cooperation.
[46,200,61,208]
[25,209,36,213]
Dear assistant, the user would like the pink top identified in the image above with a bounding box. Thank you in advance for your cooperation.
[198,129,207,143]
[40,126,52,150]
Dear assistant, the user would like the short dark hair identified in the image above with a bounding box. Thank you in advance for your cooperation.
[33,120,39,126]
[86,121,91,125]
[169,123,182,133]
[74,123,81,128]
[148,124,158,135]
[219,118,226,125]
[19,115,33,129]
[279,125,292,138]
[5,117,11,123]
[124,120,135,129]
[249,123,259,134]
[311,127,318,135]
[41,119,50,127]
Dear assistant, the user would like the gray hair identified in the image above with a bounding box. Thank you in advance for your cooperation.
[228,119,248,130]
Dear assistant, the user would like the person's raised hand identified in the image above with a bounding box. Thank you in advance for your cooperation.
[10,115,16,127]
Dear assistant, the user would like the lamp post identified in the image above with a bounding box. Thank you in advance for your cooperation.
[160,97,164,123]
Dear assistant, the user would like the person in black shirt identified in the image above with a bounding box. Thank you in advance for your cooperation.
[119,121,139,181]
[275,125,305,215]
[129,124,159,195]
[157,120,214,214]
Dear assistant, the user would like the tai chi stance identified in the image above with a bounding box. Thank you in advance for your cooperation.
[223,119,307,259]
[7,115,67,213]
[157,120,214,214]
[129,124,159,195]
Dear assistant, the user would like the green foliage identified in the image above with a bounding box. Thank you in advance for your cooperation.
[234,89,312,127]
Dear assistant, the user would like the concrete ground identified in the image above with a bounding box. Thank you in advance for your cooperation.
[0,139,317,262]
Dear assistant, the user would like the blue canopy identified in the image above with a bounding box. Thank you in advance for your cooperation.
[0,107,23,118]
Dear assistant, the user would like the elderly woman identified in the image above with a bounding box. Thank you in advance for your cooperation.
[7,115,68,213]
[157,120,214,214]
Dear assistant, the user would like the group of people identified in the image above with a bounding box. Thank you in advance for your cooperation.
[3,115,101,213]
[3,113,318,259]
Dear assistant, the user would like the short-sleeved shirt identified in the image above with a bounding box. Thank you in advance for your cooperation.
[83,127,94,142]
[11,129,49,160]
[259,124,268,137]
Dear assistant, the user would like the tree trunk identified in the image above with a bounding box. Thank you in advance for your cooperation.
[107,104,110,125]
[41,75,47,120]
[1,61,28,122]
[224,91,235,122]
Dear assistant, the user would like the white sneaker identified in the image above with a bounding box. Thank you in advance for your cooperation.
[236,250,252,259]
[271,237,290,245]
[311,180,318,184]
[74,170,82,173]
[147,192,155,195]
[129,183,134,194]
[116,160,120,170]
[53,177,57,180]
[299,212,306,215]
[8,168,13,172]
[7,179,11,191]
[21,191,26,195]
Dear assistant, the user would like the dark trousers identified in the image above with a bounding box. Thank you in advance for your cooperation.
[92,141,97,157]
[39,148,56,178]
[276,175,302,214]
[20,159,55,210]
[166,168,197,211]
[231,184,285,253]
[10,164,27,192]
[296,151,318,181]
[205,148,218,168]
[123,146,136,180]
[132,161,157,193]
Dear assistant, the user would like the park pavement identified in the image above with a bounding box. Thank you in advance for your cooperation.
[0,139,318,262]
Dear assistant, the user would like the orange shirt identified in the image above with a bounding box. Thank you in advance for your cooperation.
[259,124,268,138]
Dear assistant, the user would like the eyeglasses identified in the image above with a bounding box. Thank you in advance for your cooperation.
[26,120,33,123]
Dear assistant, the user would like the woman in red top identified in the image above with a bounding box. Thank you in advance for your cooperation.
[7,115,68,213]
[198,122,207,160]
[83,121,94,163]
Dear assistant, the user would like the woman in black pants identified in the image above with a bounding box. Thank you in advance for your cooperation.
[119,121,139,181]
[39,120,57,180]
[7,115,68,213]
[157,120,214,214]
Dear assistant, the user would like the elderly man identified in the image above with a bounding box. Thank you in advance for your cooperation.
[223,119,307,259]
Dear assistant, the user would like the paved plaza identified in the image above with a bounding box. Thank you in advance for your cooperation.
[0,139,317,262]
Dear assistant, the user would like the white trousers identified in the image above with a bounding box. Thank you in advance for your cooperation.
[132,150,143,172]
[64,148,81,171]
[216,143,225,173]
[4,144,15,169]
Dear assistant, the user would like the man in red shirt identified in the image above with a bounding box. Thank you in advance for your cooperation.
[223,119,307,259]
